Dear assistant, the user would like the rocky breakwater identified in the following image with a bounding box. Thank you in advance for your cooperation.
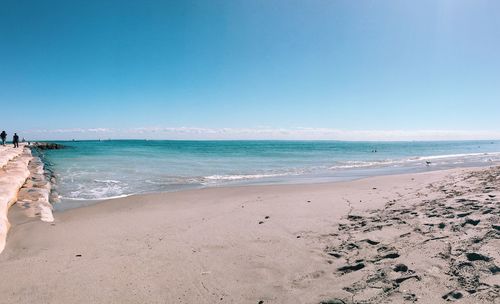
[32,142,65,150]
[0,144,33,253]
[16,156,55,222]
[16,142,65,222]
[0,143,62,253]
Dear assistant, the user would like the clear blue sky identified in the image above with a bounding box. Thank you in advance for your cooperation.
[1,0,499,140]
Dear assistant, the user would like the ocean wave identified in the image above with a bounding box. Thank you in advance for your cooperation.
[61,194,131,201]
[93,179,121,184]
[416,152,500,160]
[65,180,128,200]
[54,149,500,201]
[202,172,293,182]
[330,152,500,170]
[329,160,396,169]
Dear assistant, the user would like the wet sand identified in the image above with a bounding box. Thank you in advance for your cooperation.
[0,166,499,304]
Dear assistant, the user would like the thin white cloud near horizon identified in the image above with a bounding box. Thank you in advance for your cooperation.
[19,127,500,141]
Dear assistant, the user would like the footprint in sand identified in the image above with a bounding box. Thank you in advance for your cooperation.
[319,300,346,304]
[337,262,365,273]
[442,290,464,301]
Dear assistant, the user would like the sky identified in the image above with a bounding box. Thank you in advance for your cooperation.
[1,0,499,140]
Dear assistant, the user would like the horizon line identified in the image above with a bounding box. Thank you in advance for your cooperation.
[25,138,500,143]
[15,127,500,142]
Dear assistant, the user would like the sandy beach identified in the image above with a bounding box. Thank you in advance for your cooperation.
[1,166,499,304]
[4,0,500,303]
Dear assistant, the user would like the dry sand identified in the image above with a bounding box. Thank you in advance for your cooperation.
[0,167,499,304]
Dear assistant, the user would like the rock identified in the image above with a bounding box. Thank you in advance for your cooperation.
[32,142,65,150]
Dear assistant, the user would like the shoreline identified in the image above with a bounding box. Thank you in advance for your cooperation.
[2,165,499,303]
[41,139,500,204]
[55,162,500,211]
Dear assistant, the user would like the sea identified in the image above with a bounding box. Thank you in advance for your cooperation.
[39,140,500,209]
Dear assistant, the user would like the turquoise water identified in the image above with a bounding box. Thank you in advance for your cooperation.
[41,140,500,206]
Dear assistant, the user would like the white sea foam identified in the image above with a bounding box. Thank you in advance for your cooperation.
[49,140,500,202]
[94,179,121,184]
[65,180,128,200]
[329,152,500,170]
[61,150,500,200]
[202,172,296,183]
[329,159,403,170]
[417,152,500,160]
[61,194,131,201]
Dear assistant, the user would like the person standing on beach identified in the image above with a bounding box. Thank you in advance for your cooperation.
[13,133,19,148]
[0,131,6,146]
